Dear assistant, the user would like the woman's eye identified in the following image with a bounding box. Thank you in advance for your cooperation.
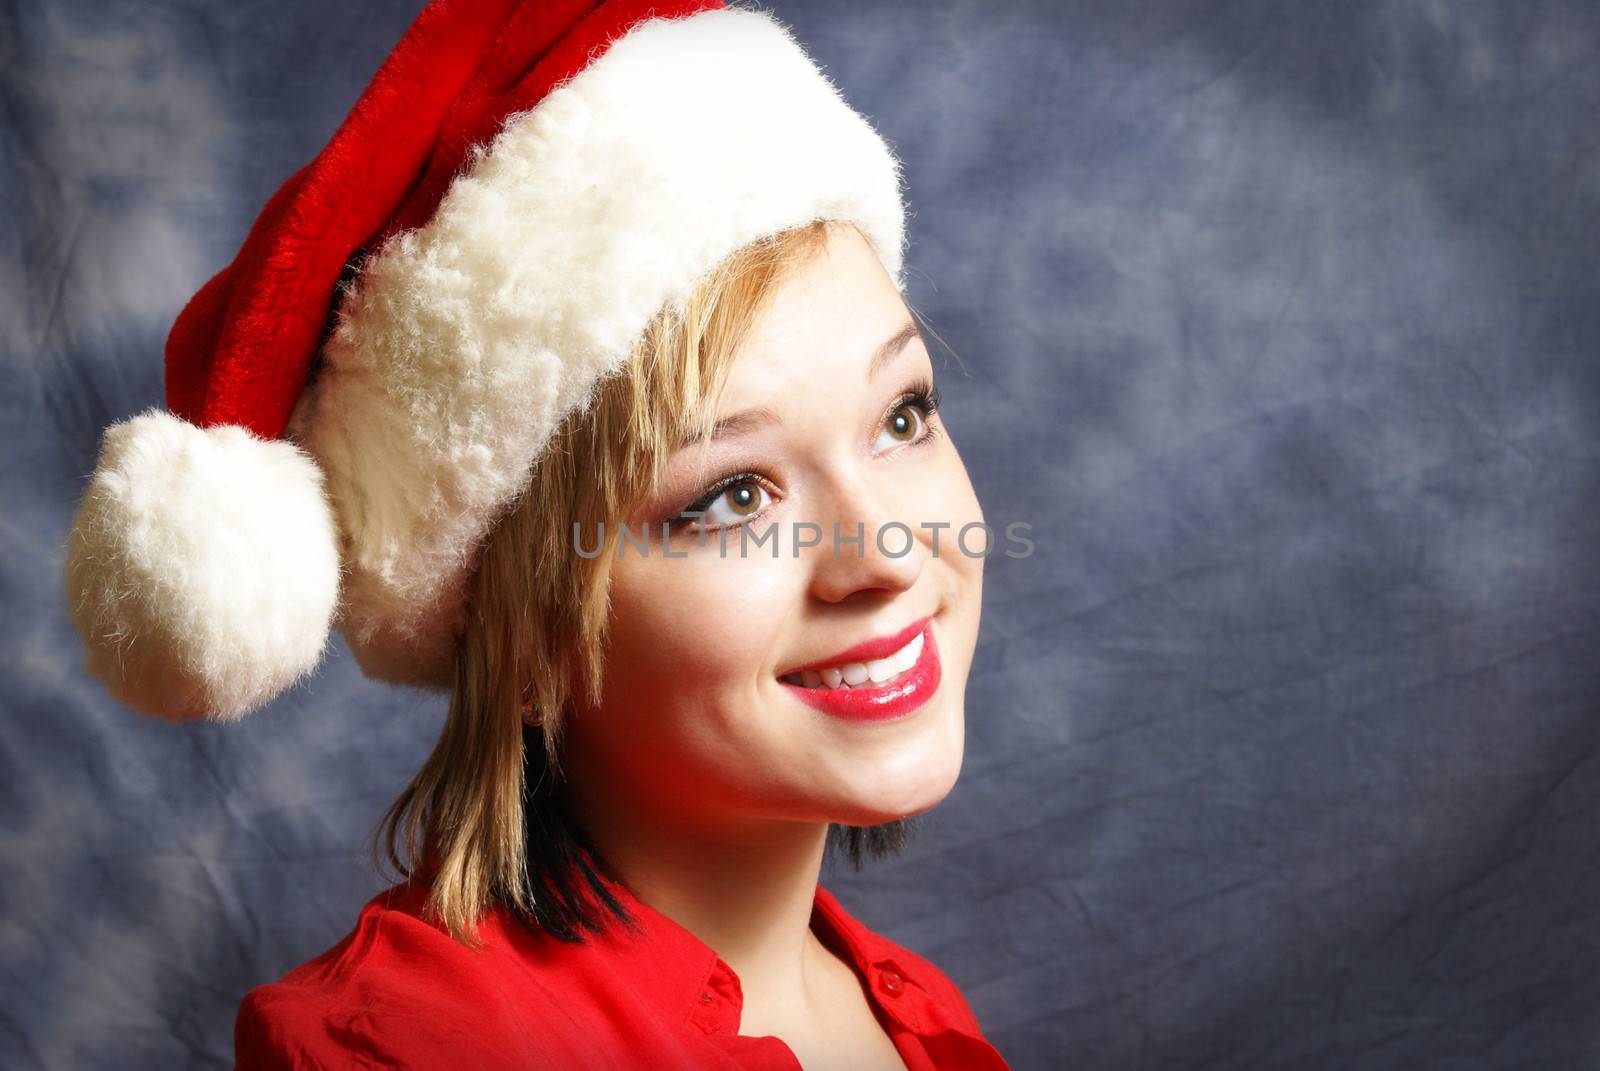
[693,477,772,528]
[675,388,938,531]
[874,400,928,451]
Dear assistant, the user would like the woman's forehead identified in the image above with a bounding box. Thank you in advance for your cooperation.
[713,233,915,413]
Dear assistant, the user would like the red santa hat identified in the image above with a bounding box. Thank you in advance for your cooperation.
[63,0,906,723]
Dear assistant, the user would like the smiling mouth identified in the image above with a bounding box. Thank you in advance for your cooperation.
[778,630,926,691]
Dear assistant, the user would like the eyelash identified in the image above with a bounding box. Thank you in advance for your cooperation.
[669,379,943,531]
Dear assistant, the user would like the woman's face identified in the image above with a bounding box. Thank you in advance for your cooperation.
[563,224,986,843]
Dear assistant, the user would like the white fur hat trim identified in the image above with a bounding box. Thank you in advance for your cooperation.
[290,7,907,690]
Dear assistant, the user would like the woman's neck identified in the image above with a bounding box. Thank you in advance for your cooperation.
[563,784,841,1031]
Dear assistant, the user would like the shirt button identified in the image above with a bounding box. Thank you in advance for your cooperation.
[878,970,904,996]
[698,992,715,1004]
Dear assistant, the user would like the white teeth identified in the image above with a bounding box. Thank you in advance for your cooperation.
[783,629,926,690]
[894,632,923,673]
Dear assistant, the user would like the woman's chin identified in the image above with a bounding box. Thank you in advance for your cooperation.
[825,754,965,826]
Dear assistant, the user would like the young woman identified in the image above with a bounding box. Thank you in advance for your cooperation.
[63,2,1009,1067]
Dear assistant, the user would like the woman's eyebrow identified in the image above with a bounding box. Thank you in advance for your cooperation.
[706,405,781,442]
[868,320,921,380]
[691,320,923,445]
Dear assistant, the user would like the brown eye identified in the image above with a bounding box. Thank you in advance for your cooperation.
[675,473,776,531]
[885,402,923,443]
[722,479,763,516]
[873,383,941,455]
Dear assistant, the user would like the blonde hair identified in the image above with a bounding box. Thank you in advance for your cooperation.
[372,218,906,948]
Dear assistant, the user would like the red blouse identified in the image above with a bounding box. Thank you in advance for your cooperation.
[234,869,1011,1069]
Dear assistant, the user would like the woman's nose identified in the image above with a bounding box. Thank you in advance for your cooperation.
[804,475,926,604]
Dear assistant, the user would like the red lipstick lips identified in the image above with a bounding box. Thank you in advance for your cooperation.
[778,614,934,678]
[777,616,941,723]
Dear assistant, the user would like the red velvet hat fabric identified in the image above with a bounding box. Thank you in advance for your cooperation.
[165,0,720,442]
[67,0,908,721]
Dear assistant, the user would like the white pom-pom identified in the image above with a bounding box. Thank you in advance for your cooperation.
[64,409,343,723]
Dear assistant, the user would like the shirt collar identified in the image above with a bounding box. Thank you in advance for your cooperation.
[558,861,943,1038]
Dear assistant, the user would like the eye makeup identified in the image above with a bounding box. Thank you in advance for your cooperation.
[662,375,942,533]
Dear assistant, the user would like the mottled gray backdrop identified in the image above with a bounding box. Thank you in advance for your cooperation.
[4,1,1598,1068]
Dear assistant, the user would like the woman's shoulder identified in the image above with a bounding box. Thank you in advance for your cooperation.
[234,882,594,1070]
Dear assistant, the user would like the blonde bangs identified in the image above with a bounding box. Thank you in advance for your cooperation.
[373,219,838,947]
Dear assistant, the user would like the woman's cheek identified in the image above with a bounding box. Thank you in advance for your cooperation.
[613,545,788,688]
[903,451,983,556]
